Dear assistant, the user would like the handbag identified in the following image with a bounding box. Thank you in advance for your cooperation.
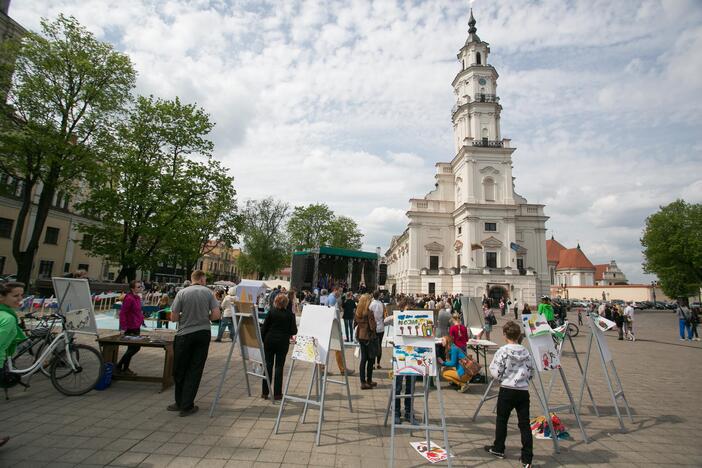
[458,353,481,378]
[488,313,497,325]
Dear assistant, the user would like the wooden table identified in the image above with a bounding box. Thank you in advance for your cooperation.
[98,333,175,392]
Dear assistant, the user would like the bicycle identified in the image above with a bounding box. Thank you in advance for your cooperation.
[6,312,103,398]
[555,316,579,338]
[12,312,59,377]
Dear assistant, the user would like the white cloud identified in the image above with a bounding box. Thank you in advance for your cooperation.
[11,0,702,283]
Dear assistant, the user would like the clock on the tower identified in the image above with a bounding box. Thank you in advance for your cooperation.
[478,78,487,85]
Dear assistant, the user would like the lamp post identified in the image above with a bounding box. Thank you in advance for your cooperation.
[651,281,657,304]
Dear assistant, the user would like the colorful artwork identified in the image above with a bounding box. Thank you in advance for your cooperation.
[396,311,434,337]
[594,315,616,332]
[292,335,322,364]
[522,314,552,337]
[535,344,560,372]
[410,441,453,464]
[393,345,436,376]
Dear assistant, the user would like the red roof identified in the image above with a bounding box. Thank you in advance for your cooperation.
[556,248,595,270]
[594,264,607,281]
[546,238,566,263]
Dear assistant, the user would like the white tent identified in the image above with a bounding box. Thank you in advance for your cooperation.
[236,279,268,304]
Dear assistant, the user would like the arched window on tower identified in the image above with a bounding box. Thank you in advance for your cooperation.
[483,177,495,202]
[476,52,481,65]
[482,127,489,144]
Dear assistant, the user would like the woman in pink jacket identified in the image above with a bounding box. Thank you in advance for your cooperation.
[117,280,144,376]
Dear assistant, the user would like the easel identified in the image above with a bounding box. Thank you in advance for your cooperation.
[522,317,588,453]
[210,302,273,417]
[546,326,599,417]
[274,305,353,445]
[386,310,451,467]
[577,314,633,431]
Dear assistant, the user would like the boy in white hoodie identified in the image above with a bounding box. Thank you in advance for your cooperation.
[484,320,534,468]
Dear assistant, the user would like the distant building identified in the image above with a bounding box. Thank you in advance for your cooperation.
[197,241,240,282]
[594,260,628,286]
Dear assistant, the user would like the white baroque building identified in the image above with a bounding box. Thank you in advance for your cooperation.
[384,11,549,305]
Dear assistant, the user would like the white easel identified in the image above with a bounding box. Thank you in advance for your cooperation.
[577,314,633,431]
[273,305,353,445]
[210,303,273,417]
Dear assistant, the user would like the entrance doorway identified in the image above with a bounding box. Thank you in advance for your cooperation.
[488,285,508,305]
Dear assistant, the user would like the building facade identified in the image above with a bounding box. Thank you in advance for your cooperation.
[385,11,549,305]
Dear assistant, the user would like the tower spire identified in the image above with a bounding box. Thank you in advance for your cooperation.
[465,8,481,44]
[468,8,477,34]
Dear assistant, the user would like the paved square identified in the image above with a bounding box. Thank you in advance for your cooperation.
[2,311,701,467]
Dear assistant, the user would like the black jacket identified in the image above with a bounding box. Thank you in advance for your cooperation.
[261,307,297,347]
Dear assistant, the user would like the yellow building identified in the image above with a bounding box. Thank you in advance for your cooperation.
[0,177,116,282]
[196,241,240,282]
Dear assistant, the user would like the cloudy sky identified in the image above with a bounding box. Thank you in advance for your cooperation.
[11,0,702,283]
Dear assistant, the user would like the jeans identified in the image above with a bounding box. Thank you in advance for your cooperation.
[375,332,384,364]
[344,318,354,342]
[217,317,235,341]
[359,339,374,383]
[262,340,289,396]
[679,319,692,339]
[117,328,140,370]
[493,387,533,464]
[173,330,211,410]
[394,376,415,417]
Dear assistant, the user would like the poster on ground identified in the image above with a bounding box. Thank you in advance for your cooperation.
[410,441,453,464]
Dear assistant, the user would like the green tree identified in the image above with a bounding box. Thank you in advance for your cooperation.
[328,215,363,250]
[641,199,702,299]
[287,203,363,250]
[77,95,224,282]
[0,14,135,285]
[237,198,289,279]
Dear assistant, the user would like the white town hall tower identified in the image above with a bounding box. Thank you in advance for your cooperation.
[385,10,550,305]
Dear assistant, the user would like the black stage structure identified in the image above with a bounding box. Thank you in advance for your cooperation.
[291,247,379,292]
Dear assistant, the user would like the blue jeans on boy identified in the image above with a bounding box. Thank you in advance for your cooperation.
[217,317,235,341]
[679,318,692,339]
[394,376,415,419]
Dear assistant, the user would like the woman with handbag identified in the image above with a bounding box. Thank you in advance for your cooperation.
[354,293,377,390]
[438,334,475,393]
[483,305,496,340]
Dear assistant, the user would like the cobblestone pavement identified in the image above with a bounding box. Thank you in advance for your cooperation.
[1,310,701,467]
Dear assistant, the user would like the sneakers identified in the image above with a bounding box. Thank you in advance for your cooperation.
[520,459,532,468]
[459,384,470,393]
[179,405,199,417]
[360,382,372,390]
[484,446,505,459]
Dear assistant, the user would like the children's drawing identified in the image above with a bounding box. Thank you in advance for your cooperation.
[410,441,453,464]
[522,314,552,337]
[395,311,434,337]
[594,315,616,332]
[65,308,92,331]
[535,344,560,372]
[393,345,436,376]
[292,335,322,364]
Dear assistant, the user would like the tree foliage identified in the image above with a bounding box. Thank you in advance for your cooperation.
[0,14,135,285]
[641,199,702,299]
[77,95,234,282]
[237,198,290,279]
[287,203,363,251]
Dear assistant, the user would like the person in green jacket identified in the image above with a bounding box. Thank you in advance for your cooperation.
[0,281,27,448]
[537,296,556,327]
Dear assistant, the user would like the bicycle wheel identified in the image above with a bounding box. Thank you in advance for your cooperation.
[567,323,579,338]
[50,344,103,396]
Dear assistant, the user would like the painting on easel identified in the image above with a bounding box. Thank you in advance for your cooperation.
[393,345,436,376]
[396,311,434,337]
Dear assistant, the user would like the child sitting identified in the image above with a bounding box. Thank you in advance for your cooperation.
[484,320,534,468]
